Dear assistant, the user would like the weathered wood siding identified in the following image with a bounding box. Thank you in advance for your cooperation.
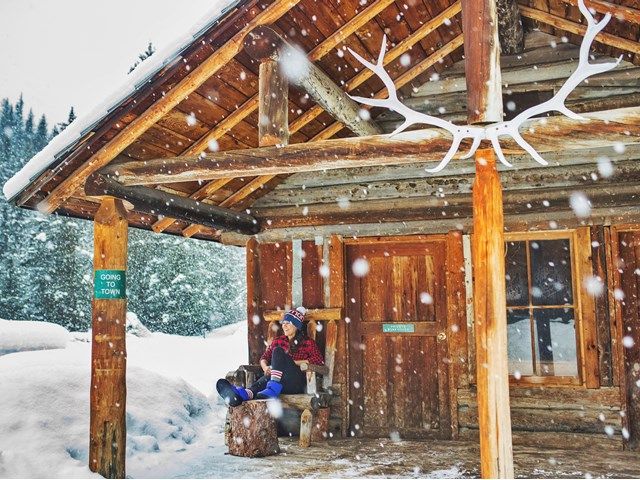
[246,237,348,435]
[613,228,640,449]
[447,225,628,442]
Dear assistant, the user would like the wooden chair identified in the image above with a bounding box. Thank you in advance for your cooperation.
[226,308,340,447]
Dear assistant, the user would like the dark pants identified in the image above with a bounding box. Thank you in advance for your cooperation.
[249,347,306,395]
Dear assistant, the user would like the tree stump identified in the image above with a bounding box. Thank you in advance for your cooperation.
[228,401,280,457]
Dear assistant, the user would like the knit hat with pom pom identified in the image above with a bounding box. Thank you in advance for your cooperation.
[281,306,306,330]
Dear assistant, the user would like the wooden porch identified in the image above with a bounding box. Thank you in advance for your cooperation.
[189,435,640,478]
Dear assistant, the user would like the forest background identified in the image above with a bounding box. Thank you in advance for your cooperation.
[0,46,247,335]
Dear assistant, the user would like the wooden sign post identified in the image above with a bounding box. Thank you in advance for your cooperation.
[90,197,128,478]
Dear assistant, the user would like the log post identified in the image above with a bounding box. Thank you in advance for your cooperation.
[462,0,503,123]
[299,409,313,448]
[258,54,288,147]
[472,150,514,478]
[90,197,128,478]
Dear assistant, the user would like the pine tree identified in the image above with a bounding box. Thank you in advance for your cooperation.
[25,110,34,137]
[52,106,76,136]
[67,106,76,124]
[35,115,48,151]
[128,42,156,74]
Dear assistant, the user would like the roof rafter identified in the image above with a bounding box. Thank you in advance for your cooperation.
[520,5,640,55]
[560,0,640,24]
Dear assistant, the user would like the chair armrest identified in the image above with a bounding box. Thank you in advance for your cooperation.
[303,364,329,376]
[238,365,263,374]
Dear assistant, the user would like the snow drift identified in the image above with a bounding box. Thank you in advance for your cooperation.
[0,319,69,355]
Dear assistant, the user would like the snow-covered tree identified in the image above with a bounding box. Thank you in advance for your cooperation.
[0,95,245,333]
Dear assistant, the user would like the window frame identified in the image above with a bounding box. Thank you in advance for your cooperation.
[504,230,586,387]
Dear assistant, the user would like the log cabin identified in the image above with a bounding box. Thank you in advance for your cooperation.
[3,0,640,478]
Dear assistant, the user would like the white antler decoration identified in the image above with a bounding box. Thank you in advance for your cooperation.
[348,0,622,173]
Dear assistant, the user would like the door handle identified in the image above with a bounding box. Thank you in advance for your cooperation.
[437,332,447,341]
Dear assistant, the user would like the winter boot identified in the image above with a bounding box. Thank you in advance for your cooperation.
[256,380,283,399]
[216,379,252,407]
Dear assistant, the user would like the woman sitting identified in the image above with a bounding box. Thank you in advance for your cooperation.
[216,307,324,406]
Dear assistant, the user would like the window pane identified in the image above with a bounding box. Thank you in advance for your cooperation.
[505,241,528,306]
[533,308,578,377]
[507,309,534,376]
[529,239,573,306]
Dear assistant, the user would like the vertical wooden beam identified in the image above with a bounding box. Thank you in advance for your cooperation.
[245,54,290,363]
[576,226,601,389]
[90,197,128,479]
[593,226,613,387]
[446,230,467,439]
[246,237,264,364]
[328,235,347,437]
[258,57,288,146]
[461,0,503,123]
[472,150,513,479]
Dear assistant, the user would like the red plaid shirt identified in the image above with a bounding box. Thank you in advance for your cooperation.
[261,335,325,366]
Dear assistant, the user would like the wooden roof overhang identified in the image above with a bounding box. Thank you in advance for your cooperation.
[6,0,640,245]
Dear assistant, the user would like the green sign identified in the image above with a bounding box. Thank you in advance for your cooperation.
[382,323,415,333]
[94,270,126,299]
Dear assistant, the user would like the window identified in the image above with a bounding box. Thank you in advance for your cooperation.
[505,232,580,383]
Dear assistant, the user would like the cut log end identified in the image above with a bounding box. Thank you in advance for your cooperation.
[228,401,280,457]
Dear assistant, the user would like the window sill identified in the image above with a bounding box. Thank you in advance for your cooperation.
[509,375,582,387]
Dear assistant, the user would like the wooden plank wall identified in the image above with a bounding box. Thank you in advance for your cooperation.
[612,228,640,449]
[246,236,348,435]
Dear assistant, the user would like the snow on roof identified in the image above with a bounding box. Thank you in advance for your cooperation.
[2,0,241,203]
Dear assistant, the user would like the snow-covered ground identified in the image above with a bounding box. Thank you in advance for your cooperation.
[0,318,247,478]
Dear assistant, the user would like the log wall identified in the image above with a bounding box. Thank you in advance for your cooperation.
[246,237,347,435]
[444,224,628,443]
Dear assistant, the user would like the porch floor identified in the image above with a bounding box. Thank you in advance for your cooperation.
[191,436,640,479]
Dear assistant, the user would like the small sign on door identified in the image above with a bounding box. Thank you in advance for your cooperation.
[382,323,415,333]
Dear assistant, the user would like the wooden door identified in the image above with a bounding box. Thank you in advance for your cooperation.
[346,238,452,439]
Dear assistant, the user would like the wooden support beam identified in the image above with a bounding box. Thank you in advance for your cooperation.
[497,0,524,54]
[471,150,514,478]
[258,56,289,145]
[246,237,264,364]
[99,106,640,185]
[245,26,381,137]
[36,0,303,215]
[291,1,462,136]
[520,5,640,55]
[85,172,260,234]
[150,178,234,233]
[461,0,504,123]
[90,197,128,478]
[309,35,465,141]
[561,0,640,24]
